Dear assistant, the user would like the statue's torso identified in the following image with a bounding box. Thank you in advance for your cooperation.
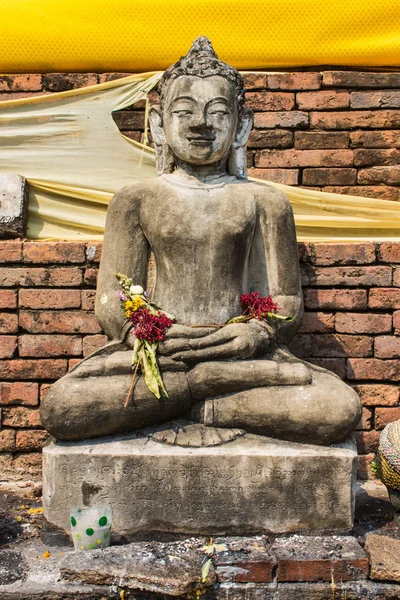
[140,177,258,324]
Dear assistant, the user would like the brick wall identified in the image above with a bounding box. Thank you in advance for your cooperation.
[0,71,399,483]
[0,240,399,482]
[0,70,399,199]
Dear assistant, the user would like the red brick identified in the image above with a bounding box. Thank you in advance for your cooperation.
[68,358,82,370]
[253,112,308,129]
[369,288,400,309]
[358,166,400,185]
[303,168,356,186]
[395,311,400,331]
[354,148,400,167]
[0,429,16,452]
[395,269,400,288]
[322,71,400,88]
[43,73,98,91]
[214,539,276,583]
[0,313,18,333]
[310,334,373,358]
[81,290,96,311]
[0,74,42,92]
[294,132,349,149]
[298,312,335,334]
[311,243,376,266]
[248,130,293,149]
[347,359,400,381]
[301,266,392,287]
[84,268,97,285]
[16,430,50,451]
[2,407,41,428]
[113,111,145,130]
[0,267,82,287]
[350,130,400,148]
[358,453,376,480]
[86,241,102,262]
[248,168,299,185]
[272,536,368,583]
[19,334,82,357]
[303,289,367,310]
[267,73,321,90]
[378,243,400,264]
[0,241,23,262]
[355,430,380,453]
[307,358,346,378]
[19,288,81,309]
[40,383,52,401]
[375,407,400,431]
[323,186,400,201]
[336,313,392,335]
[245,91,294,111]
[82,334,107,357]
[124,130,142,143]
[356,407,373,430]
[351,91,400,109]
[0,382,38,406]
[0,335,17,358]
[352,384,399,407]
[12,452,42,482]
[0,359,67,380]
[0,290,17,309]
[20,311,101,334]
[23,241,85,263]
[310,111,400,130]
[243,73,268,89]
[375,336,400,359]
[297,91,349,110]
[0,92,44,102]
[255,149,353,168]
[98,72,131,83]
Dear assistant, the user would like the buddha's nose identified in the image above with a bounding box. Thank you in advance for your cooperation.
[190,110,212,130]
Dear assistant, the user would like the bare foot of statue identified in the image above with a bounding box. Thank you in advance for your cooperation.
[40,37,361,446]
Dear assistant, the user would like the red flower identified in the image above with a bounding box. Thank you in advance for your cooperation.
[129,307,174,343]
[240,292,280,320]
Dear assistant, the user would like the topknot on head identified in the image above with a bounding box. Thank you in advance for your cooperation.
[158,36,245,113]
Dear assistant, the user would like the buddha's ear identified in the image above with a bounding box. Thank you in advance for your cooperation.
[148,106,175,175]
[148,106,166,145]
[228,108,253,179]
[234,108,253,147]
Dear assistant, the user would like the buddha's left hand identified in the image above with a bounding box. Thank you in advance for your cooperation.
[158,320,274,363]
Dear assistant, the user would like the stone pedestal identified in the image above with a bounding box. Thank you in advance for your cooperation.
[42,432,357,538]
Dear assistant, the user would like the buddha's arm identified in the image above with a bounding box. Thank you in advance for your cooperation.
[95,185,150,342]
[251,186,303,344]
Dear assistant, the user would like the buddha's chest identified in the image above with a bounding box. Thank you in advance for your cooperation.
[140,187,257,249]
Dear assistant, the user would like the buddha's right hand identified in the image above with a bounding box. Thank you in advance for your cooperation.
[158,321,274,363]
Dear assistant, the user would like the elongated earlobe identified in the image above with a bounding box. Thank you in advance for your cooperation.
[228,108,253,179]
[149,106,175,175]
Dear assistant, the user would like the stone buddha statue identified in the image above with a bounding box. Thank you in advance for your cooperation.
[41,37,361,447]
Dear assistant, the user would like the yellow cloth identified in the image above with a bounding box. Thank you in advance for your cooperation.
[0,0,399,71]
[0,73,399,241]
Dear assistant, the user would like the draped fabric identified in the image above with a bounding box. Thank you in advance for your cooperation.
[0,0,399,71]
[0,73,399,241]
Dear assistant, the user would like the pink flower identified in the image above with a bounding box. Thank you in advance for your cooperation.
[240,292,280,320]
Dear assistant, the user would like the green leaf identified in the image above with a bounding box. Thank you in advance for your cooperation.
[132,338,142,366]
[201,557,212,583]
[267,312,294,321]
[139,348,160,399]
[144,341,169,397]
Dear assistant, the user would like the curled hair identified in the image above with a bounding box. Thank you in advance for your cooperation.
[158,36,245,114]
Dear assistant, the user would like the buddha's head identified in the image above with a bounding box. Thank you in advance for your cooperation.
[149,37,253,178]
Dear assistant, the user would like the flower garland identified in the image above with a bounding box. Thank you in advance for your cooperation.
[116,273,174,405]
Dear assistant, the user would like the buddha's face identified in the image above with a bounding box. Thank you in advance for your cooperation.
[162,75,239,165]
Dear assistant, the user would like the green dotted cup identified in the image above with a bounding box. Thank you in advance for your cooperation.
[70,505,112,551]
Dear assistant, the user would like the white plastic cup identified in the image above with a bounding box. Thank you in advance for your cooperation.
[70,505,112,551]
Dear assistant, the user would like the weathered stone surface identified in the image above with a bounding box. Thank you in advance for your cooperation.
[0,174,29,239]
[60,540,215,595]
[272,535,368,582]
[0,550,28,585]
[366,533,400,582]
[43,433,357,536]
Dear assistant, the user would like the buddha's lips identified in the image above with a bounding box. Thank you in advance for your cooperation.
[187,137,215,146]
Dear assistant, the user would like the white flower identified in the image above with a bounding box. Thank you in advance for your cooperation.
[130,285,144,296]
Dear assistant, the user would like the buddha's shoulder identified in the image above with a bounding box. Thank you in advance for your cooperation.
[110,178,162,205]
[245,180,292,213]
